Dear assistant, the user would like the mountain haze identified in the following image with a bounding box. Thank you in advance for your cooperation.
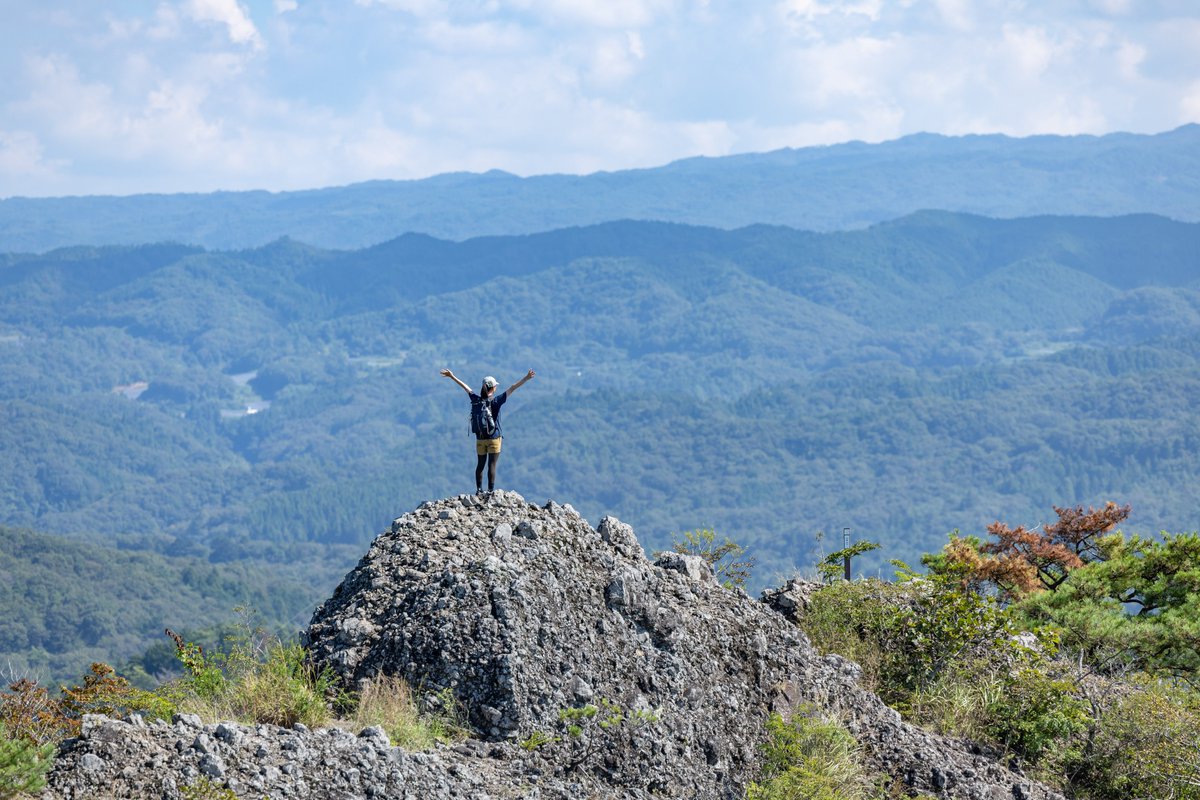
[1,126,1198,252]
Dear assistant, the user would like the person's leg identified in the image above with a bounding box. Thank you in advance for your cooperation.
[487,451,500,491]
[475,453,487,492]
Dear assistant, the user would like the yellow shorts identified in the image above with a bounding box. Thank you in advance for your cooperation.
[476,437,502,455]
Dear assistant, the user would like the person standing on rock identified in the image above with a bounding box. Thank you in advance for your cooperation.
[440,368,535,495]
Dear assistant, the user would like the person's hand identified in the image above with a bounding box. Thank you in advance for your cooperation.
[525,369,536,380]
[440,368,454,378]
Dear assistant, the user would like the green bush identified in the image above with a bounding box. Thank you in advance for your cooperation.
[803,572,1094,789]
[1075,677,1200,800]
[166,622,338,729]
[802,575,1017,704]
[904,661,1004,743]
[984,665,1088,767]
[172,640,336,729]
[59,663,177,731]
[746,709,869,800]
[179,777,239,800]
[660,528,755,588]
[0,721,54,800]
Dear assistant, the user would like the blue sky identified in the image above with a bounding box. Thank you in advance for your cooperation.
[1,0,1198,197]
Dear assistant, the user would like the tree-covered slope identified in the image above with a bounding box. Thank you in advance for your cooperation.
[2,212,1198,675]
[0,525,328,683]
[1,125,1197,252]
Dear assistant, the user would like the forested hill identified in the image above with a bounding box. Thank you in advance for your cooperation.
[2,125,1198,252]
[2,210,1199,679]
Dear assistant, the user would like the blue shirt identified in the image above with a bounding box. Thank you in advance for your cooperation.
[469,390,507,439]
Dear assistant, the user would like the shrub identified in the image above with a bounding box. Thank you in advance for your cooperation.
[0,679,67,746]
[1,665,173,747]
[170,634,336,729]
[165,628,227,700]
[803,574,1016,704]
[59,663,176,734]
[660,528,755,588]
[547,698,662,777]
[221,642,334,728]
[803,569,1093,788]
[1076,677,1200,800]
[519,730,558,750]
[179,777,238,800]
[984,665,1088,767]
[0,721,54,800]
[746,708,869,800]
[904,661,1005,743]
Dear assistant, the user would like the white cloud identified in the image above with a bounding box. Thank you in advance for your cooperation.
[1182,81,1200,122]
[779,0,885,24]
[1115,40,1146,81]
[421,18,531,53]
[0,129,64,185]
[932,0,974,31]
[148,4,184,40]
[183,0,263,48]
[1,0,1198,197]
[781,34,900,106]
[511,0,676,29]
[999,23,1059,78]
[1088,0,1133,15]
[15,54,121,143]
[354,0,446,15]
[582,31,646,87]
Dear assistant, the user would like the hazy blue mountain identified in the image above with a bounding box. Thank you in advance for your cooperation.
[1,126,1198,252]
[3,211,1199,677]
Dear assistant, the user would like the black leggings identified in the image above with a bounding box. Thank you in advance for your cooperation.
[476,452,500,491]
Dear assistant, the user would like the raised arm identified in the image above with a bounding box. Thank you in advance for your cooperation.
[506,369,536,396]
[440,368,473,395]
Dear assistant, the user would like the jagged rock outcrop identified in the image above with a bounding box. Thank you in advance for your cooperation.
[304,492,1062,800]
[43,493,1065,799]
[760,577,824,622]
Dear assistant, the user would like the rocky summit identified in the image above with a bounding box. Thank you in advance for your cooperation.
[43,492,1065,799]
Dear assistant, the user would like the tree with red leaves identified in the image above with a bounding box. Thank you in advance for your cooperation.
[975,502,1132,600]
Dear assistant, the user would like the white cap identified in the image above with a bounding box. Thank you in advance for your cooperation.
[483,376,497,388]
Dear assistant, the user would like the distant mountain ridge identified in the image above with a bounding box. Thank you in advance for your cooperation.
[1,125,1197,252]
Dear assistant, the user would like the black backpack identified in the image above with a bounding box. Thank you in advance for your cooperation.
[470,396,497,438]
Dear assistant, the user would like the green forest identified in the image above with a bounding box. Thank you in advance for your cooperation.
[1,210,1198,682]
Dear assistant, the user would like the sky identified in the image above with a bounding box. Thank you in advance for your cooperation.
[1,0,1198,198]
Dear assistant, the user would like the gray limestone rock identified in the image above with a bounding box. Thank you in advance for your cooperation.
[43,492,1065,800]
[302,491,1064,800]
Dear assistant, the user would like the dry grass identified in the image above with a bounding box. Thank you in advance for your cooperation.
[337,675,467,750]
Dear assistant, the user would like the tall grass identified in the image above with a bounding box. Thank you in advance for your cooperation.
[338,675,468,749]
[746,708,871,800]
[174,641,334,729]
